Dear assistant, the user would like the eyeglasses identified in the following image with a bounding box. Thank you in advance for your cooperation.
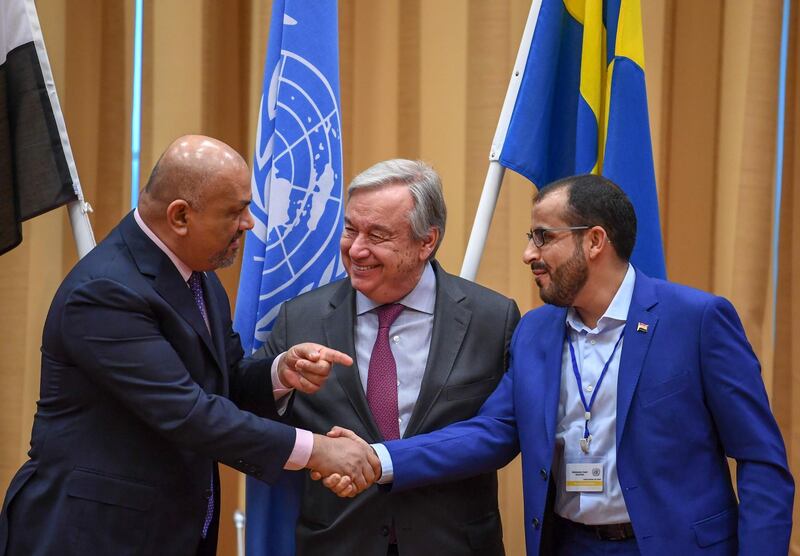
[526,226,591,247]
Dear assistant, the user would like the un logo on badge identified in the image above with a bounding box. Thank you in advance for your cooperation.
[250,42,345,336]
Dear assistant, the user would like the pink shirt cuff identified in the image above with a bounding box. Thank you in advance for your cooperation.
[284,428,313,470]
[271,352,312,470]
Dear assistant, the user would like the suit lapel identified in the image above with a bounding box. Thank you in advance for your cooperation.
[404,265,471,438]
[151,265,225,373]
[326,282,383,442]
[543,309,568,442]
[120,212,225,375]
[201,273,229,382]
[616,270,659,447]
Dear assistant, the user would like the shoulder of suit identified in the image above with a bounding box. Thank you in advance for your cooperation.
[639,272,720,309]
[280,277,350,309]
[435,265,516,308]
[62,226,135,285]
[520,303,563,326]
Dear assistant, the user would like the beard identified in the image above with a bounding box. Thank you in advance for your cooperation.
[535,240,588,307]
[209,250,236,269]
[208,232,242,269]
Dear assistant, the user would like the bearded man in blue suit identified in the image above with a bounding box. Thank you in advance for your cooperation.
[324,174,794,555]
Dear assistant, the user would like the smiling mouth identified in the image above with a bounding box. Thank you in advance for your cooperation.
[351,263,379,272]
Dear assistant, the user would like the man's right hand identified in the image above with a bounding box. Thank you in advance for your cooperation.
[306,429,381,497]
[278,343,353,394]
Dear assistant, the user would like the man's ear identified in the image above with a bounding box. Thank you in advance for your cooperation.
[166,199,191,237]
[586,226,610,260]
[418,227,440,261]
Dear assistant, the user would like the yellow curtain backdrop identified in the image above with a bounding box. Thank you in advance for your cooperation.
[1,1,798,554]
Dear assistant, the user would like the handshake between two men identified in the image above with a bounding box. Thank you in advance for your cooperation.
[277,343,382,497]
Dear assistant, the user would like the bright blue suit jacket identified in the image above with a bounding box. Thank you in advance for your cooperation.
[385,269,793,555]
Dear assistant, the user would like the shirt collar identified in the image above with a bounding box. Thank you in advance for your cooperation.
[356,262,436,316]
[133,208,193,282]
[566,263,636,333]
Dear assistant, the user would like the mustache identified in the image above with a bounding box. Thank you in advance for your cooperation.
[230,231,243,245]
[530,261,548,272]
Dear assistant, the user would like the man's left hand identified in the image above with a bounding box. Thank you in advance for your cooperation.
[278,343,353,394]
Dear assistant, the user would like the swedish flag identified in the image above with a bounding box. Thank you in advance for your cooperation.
[497,0,666,279]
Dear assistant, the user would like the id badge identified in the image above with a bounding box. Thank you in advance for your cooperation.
[565,456,604,493]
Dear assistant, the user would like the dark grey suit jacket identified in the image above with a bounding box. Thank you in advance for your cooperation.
[263,261,520,556]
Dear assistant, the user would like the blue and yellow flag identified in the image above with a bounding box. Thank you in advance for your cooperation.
[234,0,344,554]
[496,0,666,278]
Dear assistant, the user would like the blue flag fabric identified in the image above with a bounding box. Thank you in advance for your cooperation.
[234,1,345,554]
[498,0,666,279]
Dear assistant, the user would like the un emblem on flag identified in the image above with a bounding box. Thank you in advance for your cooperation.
[248,45,345,338]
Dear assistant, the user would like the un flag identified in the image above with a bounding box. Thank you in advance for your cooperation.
[234,2,344,555]
[236,0,345,356]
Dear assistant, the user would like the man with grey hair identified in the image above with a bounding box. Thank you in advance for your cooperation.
[259,159,520,555]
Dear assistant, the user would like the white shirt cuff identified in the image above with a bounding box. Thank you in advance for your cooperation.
[270,352,294,415]
[371,443,393,484]
[271,352,294,396]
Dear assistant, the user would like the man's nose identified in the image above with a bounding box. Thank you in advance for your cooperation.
[522,241,540,265]
[241,207,255,231]
[347,234,370,258]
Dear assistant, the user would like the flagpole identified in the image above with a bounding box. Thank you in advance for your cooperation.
[460,162,506,280]
[67,199,95,259]
[459,0,543,281]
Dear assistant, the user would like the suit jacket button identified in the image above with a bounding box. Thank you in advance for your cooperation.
[381,526,390,537]
[539,468,547,480]
[532,517,540,529]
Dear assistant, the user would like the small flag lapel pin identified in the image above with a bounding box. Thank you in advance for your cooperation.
[636,322,648,333]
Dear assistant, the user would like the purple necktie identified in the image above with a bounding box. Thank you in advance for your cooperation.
[367,303,404,440]
[188,271,208,324]
[188,272,214,539]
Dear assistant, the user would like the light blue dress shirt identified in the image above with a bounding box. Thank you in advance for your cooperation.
[356,262,436,439]
[370,263,436,482]
[554,263,635,524]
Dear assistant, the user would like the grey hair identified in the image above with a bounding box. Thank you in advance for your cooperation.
[347,159,447,258]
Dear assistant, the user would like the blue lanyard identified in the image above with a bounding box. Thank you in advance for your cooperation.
[566,326,625,441]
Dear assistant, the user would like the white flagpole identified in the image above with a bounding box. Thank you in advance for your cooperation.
[66,200,95,258]
[460,0,543,280]
[25,0,96,258]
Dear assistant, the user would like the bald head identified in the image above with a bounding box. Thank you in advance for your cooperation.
[139,135,249,217]
[137,135,254,271]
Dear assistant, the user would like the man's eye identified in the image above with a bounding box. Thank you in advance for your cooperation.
[368,234,387,243]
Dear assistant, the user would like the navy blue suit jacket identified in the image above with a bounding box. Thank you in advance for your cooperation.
[386,269,793,555]
[0,213,296,555]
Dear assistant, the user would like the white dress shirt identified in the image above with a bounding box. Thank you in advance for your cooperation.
[553,263,636,524]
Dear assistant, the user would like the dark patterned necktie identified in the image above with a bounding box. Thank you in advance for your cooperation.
[188,271,214,539]
[366,303,404,440]
[188,271,208,323]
